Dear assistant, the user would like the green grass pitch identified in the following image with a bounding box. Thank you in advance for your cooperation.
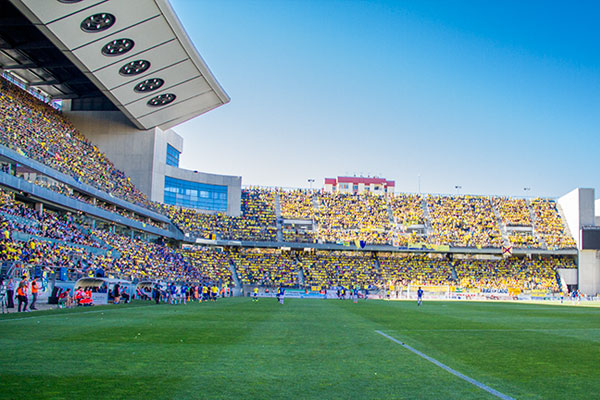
[1,298,599,399]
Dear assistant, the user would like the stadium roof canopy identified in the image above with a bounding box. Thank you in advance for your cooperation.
[0,0,230,130]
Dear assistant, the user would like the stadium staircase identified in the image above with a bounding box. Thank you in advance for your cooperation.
[72,221,111,250]
[420,199,433,234]
[274,193,283,242]
[491,204,511,247]
[297,268,305,287]
[385,197,395,224]
[527,201,548,250]
[555,271,567,292]
[228,259,241,288]
[450,263,459,281]
[374,256,381,275]
[311,195,321,239]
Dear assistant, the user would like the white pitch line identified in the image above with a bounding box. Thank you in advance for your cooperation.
[0,304,154,323]
[375,330,515,400]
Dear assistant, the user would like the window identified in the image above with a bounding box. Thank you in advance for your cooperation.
[164,176,227,211]
[166,144,180,167]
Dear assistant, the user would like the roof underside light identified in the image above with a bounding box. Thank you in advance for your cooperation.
[119,60,151,76]
[147,93,176,107]
[81,13,116,33]
[101,39,134,56]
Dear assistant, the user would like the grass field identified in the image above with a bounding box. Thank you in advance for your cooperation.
[1,298,599,399]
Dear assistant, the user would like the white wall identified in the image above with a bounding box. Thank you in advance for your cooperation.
[64,109,157,196]
[558,188,595,249]
[579,250,600,295]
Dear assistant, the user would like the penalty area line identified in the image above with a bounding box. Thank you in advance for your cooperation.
[375,330,515,400]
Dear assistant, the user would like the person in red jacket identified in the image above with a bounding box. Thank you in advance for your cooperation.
[16,276,28,312]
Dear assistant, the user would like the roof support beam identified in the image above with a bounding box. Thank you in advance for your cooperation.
[1,60,75,70]
[1,62,36,70]
[0,41,56,50]
[29,78,90,86]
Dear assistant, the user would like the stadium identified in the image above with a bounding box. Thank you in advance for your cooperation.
[0,1,599,399]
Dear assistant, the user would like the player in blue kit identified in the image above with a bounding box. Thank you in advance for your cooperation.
[417,287,423,306]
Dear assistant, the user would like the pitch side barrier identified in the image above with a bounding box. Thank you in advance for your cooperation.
[195,238,578,256]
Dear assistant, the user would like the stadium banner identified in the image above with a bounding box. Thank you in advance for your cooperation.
[454,287,481,294]
[412,285,450,293]
[480,288,509,294]
[524,289,551,298]
[256,290,326,299]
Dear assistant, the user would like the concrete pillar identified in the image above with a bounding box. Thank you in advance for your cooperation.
[578,250,600,296]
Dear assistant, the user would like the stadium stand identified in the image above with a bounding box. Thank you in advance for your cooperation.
[229,248,298,286]
[0,72,580,302]
[531,198,577,249]
[0,77,152,209]
[426,195,503,248]
[300,251,380,289]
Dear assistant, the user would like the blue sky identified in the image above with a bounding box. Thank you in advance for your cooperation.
[170,0,600,198]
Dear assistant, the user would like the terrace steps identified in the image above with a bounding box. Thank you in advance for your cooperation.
[297,268,305,286]
[420,198,433,235]
[228,259,241,288]
[491,204,511,248]
[528,201,548,250]
[274,193,283,242]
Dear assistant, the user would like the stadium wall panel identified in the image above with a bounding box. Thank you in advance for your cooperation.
[578,250,600,295]
[558,188,595,249]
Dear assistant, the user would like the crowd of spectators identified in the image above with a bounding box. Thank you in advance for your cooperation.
[315,193,391,244]
[390,194,425,226]
[453,256,574,291]
[0,77,152,209]
[378,253,453,287]
[531,199,576,249]
[229,248,298,287]
[0,189,99,247]
[159,190,577,250]
[280,189,316,220]
[230,189,277,241]
[181,247,233,286]
[508,232,540,249]
[299,251,380,289]
[494,198,532,226]
[282,225,316,243]
[427,195,503,248]
[161,189,277,242]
